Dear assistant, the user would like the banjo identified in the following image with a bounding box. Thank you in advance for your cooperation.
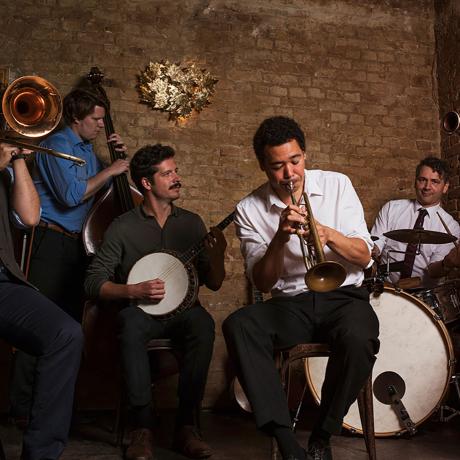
[127,211,235,319]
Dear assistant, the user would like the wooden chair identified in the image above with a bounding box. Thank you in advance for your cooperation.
[80,301,181,446]
[271,343,376,460]
[115,337,181,446]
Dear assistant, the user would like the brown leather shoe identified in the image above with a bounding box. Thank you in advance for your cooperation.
[173,425,213,458]
[125,428,154,460]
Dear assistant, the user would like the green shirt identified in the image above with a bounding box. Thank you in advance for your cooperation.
[84,204,211,299]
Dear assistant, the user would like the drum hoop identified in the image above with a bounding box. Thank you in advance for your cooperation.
[304,286,455,437]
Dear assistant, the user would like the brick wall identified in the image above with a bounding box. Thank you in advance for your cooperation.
[435,0,460,218]
[0,0,440,408]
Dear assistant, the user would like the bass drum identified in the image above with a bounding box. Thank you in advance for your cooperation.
[305,287,455,437]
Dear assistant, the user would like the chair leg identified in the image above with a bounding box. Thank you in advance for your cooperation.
[0,437,6,460]
[357,374,376,460]
[271,436,280,460]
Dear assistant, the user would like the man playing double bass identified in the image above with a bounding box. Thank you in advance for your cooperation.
[85,144,227,460]
[10,88,129,424]
[223,116,379,460]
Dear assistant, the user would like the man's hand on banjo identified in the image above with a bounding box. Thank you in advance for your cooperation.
[205,227,227,263]
[131,278,165,303]
[203,227,227,291]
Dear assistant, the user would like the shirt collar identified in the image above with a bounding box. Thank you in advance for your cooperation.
[138,203,179,219]
[413,200,442,219]
[266,169,323,212]
[63,125,91,148]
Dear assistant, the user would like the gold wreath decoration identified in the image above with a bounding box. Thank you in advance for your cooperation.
[137,60,218,121]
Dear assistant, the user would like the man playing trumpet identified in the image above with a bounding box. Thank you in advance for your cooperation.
[223,116,379,460]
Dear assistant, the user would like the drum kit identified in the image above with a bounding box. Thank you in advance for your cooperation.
[305,227,460,437]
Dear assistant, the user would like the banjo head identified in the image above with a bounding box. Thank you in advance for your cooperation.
[127,251,197,317]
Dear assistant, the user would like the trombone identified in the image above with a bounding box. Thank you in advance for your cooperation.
[0,76,85,166]
[442,111,460,135]
[286,181,346,292]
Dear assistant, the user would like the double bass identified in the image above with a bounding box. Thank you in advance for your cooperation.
[82,67,142,256]
[78,67,143,412]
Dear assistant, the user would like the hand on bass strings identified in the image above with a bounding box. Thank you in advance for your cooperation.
[107,133,128,156]
[129,278,165,303]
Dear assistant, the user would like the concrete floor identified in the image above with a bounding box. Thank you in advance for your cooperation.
[1,408,459,460]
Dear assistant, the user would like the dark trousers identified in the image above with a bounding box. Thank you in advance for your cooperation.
[0,275,83,460]
[222,286,379,435]
[10,227,87,418]
[118,304,215,421]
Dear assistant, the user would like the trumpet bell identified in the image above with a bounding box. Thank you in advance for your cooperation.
[305,260,347,293]
[442,111,460,135]
[2,76,61,138]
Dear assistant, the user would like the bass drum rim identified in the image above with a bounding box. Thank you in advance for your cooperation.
[304,286,455,437]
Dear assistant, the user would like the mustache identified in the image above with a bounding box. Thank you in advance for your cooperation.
[169,181,182,189]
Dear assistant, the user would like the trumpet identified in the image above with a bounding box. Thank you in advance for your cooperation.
[0,76,85,166]
[286,181,346,292]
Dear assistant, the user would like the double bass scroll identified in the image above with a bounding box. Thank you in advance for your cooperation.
[82,67,142,256]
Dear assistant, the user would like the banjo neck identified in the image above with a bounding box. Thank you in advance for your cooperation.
[179,211,235,265]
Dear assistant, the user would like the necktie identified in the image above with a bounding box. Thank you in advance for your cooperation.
[400,208,428,279]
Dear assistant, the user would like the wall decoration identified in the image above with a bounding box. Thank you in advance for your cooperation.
[137,60,218,121]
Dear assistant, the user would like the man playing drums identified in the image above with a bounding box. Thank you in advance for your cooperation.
[371,156,460,287]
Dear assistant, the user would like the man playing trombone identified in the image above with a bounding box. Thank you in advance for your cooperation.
[0,142,83,460]
[223,116,379,460]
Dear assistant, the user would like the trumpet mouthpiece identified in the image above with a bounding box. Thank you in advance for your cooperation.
[285,181,294,192]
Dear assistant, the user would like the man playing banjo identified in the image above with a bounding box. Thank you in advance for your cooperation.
[85,144,227,460]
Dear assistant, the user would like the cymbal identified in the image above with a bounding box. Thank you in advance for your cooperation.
[384,229,457,245]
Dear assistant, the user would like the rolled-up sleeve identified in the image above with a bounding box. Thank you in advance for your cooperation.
[338,176,373,254]
[36,135,87,207]
[84,222,123,298]
[234,202,268,284]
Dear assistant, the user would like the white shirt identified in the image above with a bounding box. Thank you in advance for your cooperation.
[235,169,373,297]
[371,199,460,286]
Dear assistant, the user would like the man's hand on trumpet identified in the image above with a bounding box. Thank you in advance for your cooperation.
[276,204,308,244]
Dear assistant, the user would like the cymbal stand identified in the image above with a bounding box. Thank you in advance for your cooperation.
[439,374,460,422]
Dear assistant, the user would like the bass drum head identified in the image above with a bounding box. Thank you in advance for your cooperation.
[127,252,189,316]
[305,287,454,437]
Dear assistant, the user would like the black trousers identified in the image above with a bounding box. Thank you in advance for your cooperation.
[10,226,88,418]
[222,285,379,435]
[118,304,215,416]
[0,274,83,460]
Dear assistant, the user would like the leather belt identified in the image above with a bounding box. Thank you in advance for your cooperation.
[38,221,80,240]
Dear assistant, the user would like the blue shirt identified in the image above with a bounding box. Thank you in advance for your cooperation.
[34,125,104,232]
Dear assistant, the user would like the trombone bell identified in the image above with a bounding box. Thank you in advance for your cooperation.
[2,76,61,138]
[442,111,460,135]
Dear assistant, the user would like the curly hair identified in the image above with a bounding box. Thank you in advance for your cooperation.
[130,144,175,192]
[63,88,107,125]
[415,156,450,182]
[253,116,306,163]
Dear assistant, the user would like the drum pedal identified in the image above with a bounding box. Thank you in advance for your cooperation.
[373,371,417,436]
[439,374,460,422]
